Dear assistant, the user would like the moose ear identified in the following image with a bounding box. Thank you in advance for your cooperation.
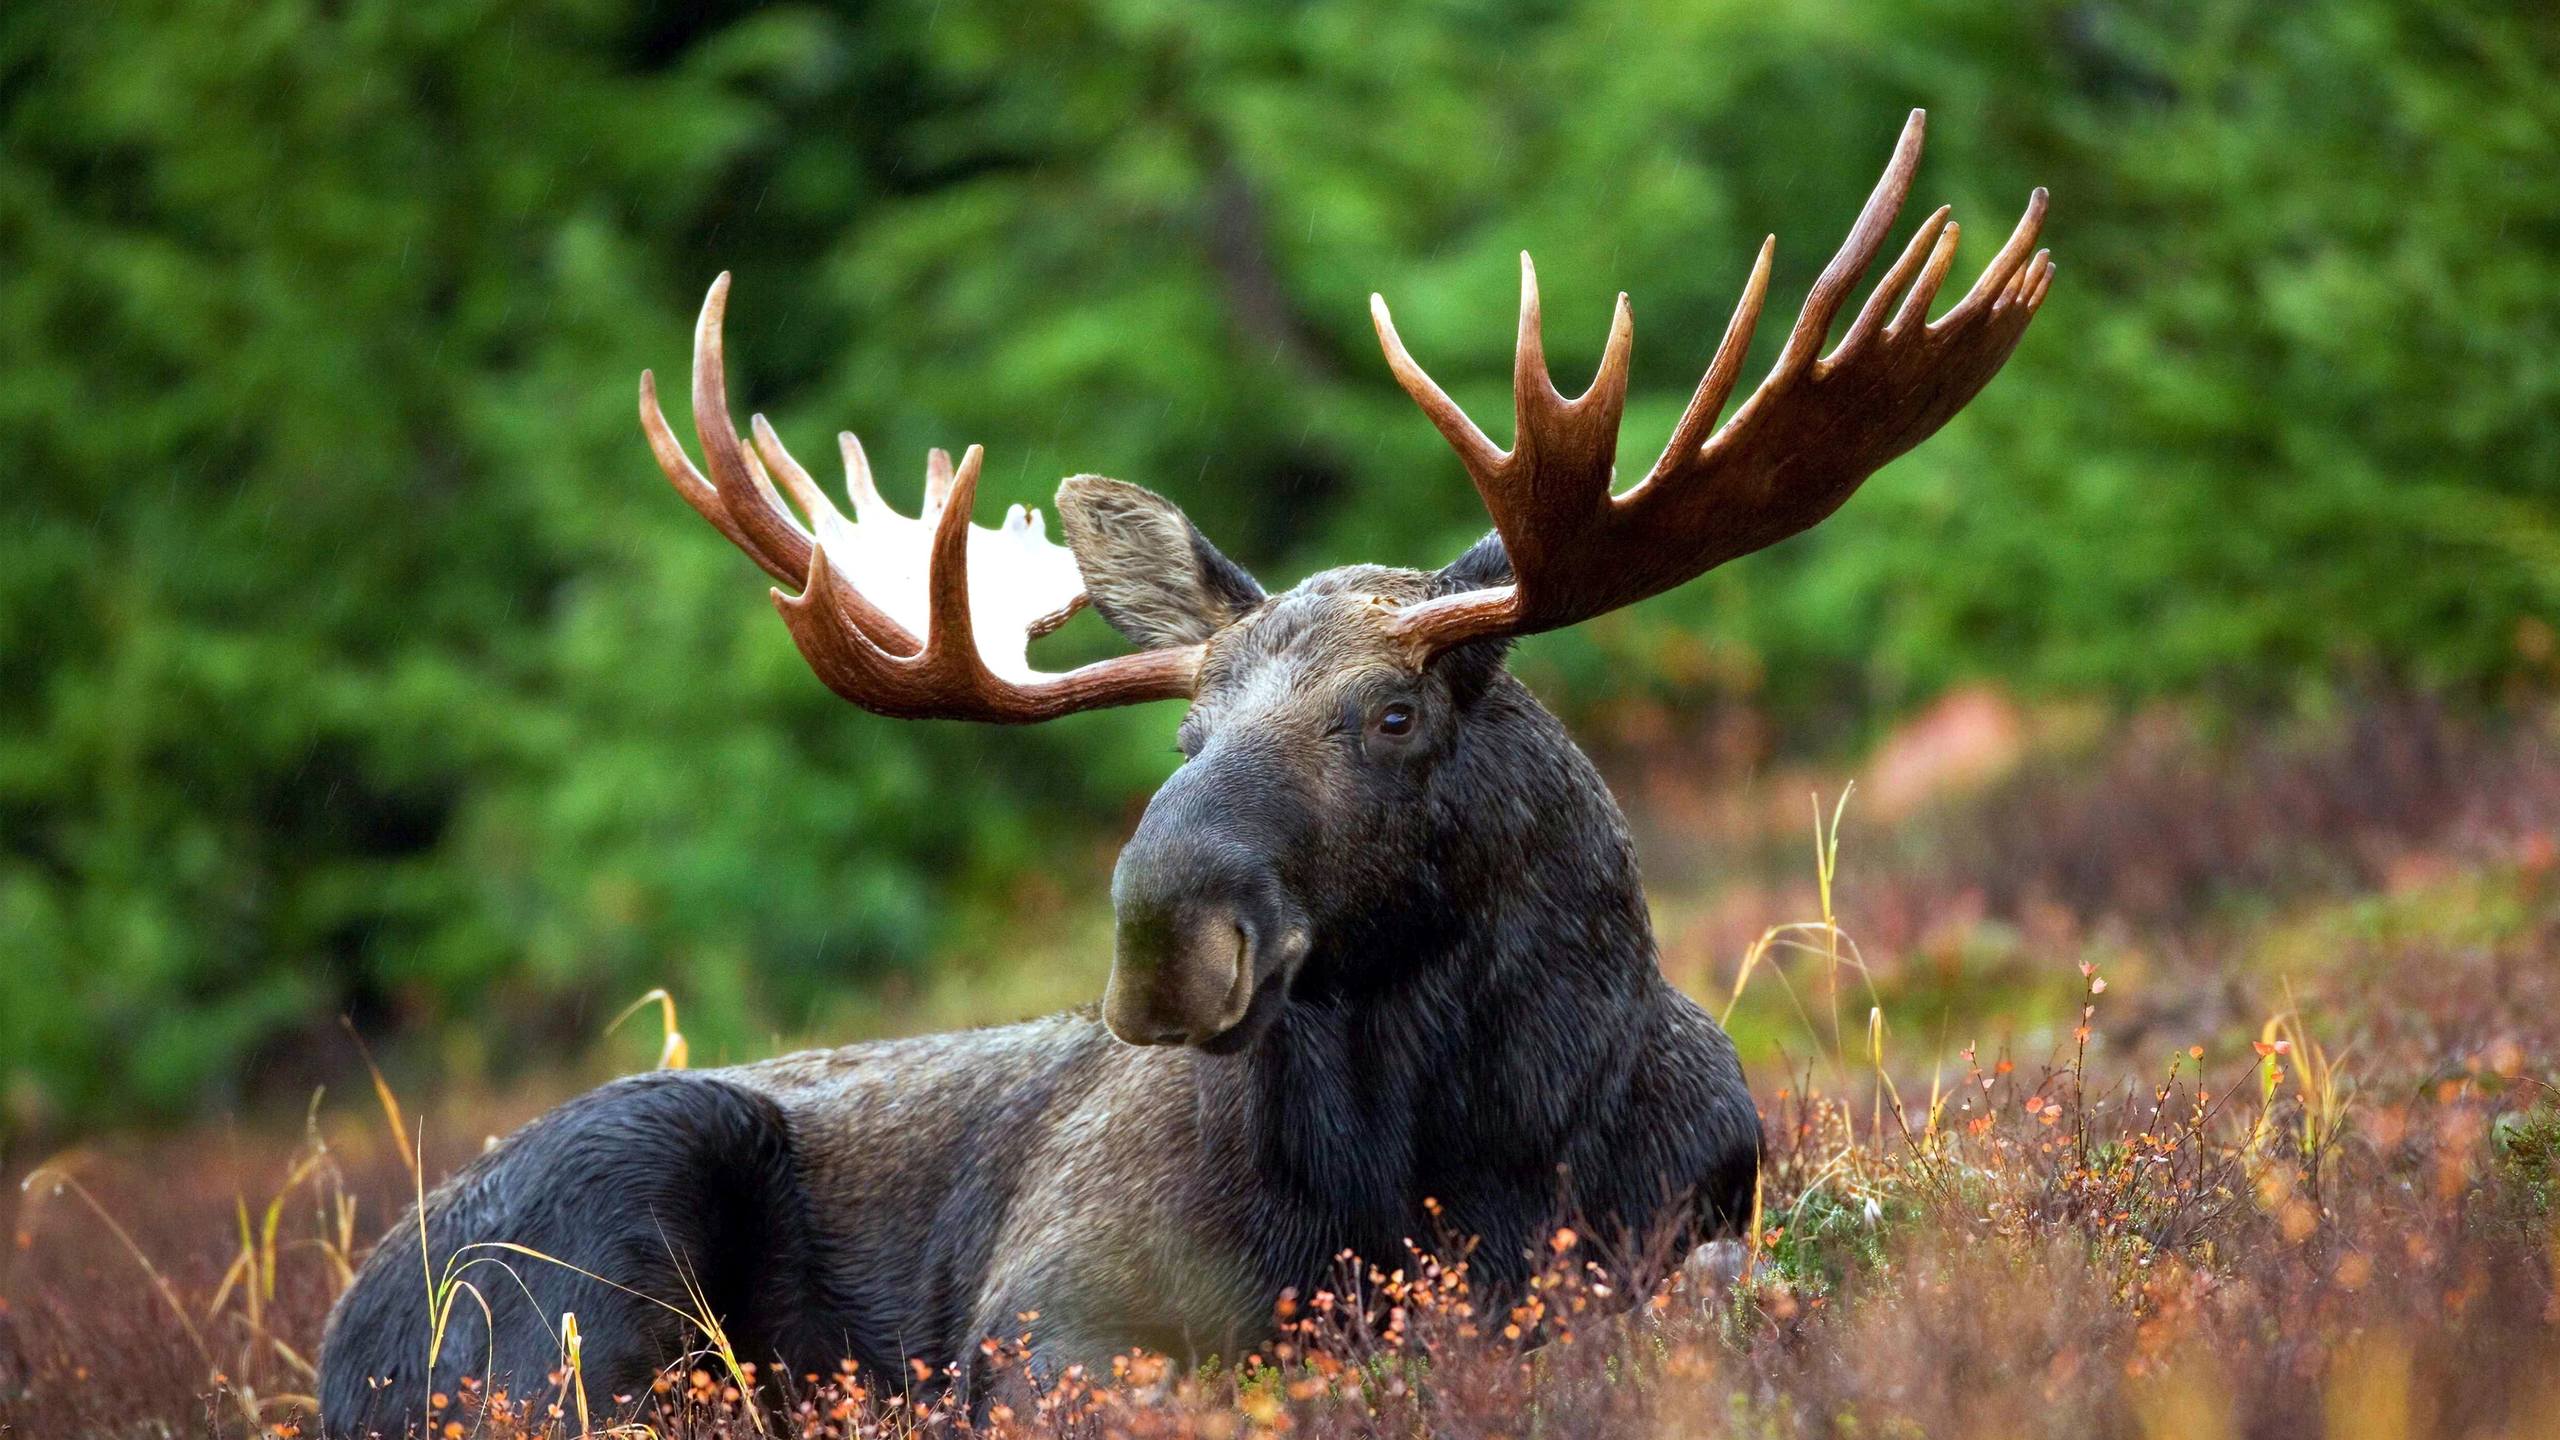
[1055,476,1265,649]
[1433,531,1514,595]
[1429,532,1517,703]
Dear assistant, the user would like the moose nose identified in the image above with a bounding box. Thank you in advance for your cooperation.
[1104,804,1309,1049]
[1102,898,1262,1047]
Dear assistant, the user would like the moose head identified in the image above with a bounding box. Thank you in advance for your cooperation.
[639,109,2051,1055]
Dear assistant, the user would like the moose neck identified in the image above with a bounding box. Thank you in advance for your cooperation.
[1210,674,1663,1256]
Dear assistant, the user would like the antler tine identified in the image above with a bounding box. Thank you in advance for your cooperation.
[640,369,793,583]
[1888,220,1963,337]
[1592,291,1636,416]
[921,444,988,669]
[738,446,802,546]
[838,431,888,522]
[1370,294,1506,483]
[1775,108,1926,380]
[1511,252,1554,412]
[750,414,836,528]
[2002,247,2055,313]
[1830,204,1953,367]
[691,275,816,585]
[1937,185,2050,330]
[1650,236,1776,474]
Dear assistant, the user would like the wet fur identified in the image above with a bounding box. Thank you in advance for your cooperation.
[318,531,1759,1436]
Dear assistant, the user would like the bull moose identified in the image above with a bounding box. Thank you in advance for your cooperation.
[318,110,2050,1435]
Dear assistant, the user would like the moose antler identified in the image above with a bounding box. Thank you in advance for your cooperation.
[639,275,1201,721]
[1372,109,2053,659]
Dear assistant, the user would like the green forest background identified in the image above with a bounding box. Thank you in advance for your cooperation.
[4,0,2555,1142]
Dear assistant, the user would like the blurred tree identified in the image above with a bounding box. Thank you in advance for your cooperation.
[2,0,2553,1136]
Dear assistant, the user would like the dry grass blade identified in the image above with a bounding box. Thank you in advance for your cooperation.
[606,987,692,1071]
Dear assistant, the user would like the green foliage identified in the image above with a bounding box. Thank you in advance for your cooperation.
[1759,1185,1899,1299]
[2492,1104,2559,1218]
[4,0,2554,1135]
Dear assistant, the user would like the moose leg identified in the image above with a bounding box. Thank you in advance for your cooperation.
[318,1072,810,1439]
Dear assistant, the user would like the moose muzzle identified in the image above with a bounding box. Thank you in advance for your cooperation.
[1104,795,1309,1051]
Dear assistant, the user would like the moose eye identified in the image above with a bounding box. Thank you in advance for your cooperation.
[1374,701,1418,739]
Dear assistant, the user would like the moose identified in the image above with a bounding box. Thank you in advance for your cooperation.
[318,110,2049,1435]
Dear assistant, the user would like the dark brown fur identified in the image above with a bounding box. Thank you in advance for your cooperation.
[317,488,1758,1437]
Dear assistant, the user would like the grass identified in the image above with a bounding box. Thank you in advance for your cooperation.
[4,694,2558,1437]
